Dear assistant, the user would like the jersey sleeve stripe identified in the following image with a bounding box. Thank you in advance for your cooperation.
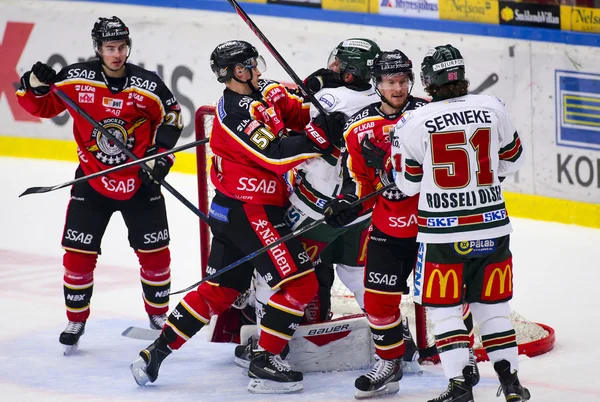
[498,132,523,161]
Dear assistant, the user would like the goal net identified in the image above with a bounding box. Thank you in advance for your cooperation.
[194,105,555,363]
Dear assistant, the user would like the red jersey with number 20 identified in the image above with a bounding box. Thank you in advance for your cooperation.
[16,60,182,200]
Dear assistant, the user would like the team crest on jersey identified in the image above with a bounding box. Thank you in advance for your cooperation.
[86,117,146,165]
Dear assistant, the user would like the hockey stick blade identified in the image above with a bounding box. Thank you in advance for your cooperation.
[122,326,160,341]
[226,0,328,116]
[469,73,498,95]
[50,85,209,223]
[170,183,394,296]
[19,138,208,197]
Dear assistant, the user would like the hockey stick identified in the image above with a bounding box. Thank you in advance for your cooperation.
[50,85,209,223]
[469,73,498,95]
[226,0,328,117]
[19,138,208,197]
[169,183,394,296]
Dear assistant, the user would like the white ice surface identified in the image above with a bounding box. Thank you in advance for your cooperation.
[1,157,599,401]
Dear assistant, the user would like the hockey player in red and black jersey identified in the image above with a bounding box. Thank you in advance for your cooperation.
[131,40,345,394]
[16,17,182,354]
[324,50,427,398]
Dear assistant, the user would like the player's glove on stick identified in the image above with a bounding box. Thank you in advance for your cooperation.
[323,193,362,229]
[139,145,174,188]
[304,111,346,154]
[304,68,343,94]
[20,62,57,96]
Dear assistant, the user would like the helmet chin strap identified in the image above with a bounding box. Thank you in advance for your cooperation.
[233,68,258,93]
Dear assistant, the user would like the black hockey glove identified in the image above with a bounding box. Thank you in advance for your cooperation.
[323,193,362,229]
[305,111,345,154]
[304,68,343,94]
[20,62,57,96]
[139,146,174,188]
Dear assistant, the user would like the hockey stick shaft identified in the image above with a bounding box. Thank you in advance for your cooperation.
[170,183,393,296]
[50,85,209,223]
[226,0,328,116]
[19,138,208,197]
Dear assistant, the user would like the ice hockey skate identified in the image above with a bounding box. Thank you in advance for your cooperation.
[130,327,174,386]
[354,357,403,399]
[428,366,475,402]
[234,335,259,369]
[247,350,303,394]
[494,359,530,401]
[467,348,480,386]
[148,313,167,330]
[59,321,86,355]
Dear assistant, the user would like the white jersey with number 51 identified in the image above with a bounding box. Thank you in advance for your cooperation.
[391,94,525,244]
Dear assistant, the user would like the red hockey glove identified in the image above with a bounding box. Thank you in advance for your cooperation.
[361,137,394,186]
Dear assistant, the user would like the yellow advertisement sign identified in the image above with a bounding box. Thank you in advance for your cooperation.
[322,0,379,13]
[561,5,600,33]
[439,0,499,24]
[241,0,267,3]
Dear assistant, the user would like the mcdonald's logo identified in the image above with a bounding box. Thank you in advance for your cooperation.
[485,265,512,297]
[302,243,321,263]
[426,269,459,299]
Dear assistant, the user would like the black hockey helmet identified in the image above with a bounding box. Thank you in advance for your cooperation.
[327,38,380,83]
[91,16,131,56]
[371,50,414,83]
[420,44,465,88]
[210,40,266,83]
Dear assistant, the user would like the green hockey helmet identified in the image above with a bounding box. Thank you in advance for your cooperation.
[327,38,381,82]
[420,44,466,88]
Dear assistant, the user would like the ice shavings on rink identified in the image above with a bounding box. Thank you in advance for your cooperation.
[1,157,600,401]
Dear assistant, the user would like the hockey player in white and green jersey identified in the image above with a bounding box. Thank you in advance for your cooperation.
[285,38,380,320]
[391,44,530,402]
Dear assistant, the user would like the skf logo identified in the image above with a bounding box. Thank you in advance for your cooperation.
[482,259,513,301]
[483,209,507,223]
[427,217,458,227]
[78,92,94,103]
[423,262,462,305]
[103,97,123,109]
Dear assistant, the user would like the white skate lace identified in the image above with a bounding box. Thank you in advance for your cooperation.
[269,354,292,372]
[150,314,167,328]
[365,358,397,383]
[64,321,84,334]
